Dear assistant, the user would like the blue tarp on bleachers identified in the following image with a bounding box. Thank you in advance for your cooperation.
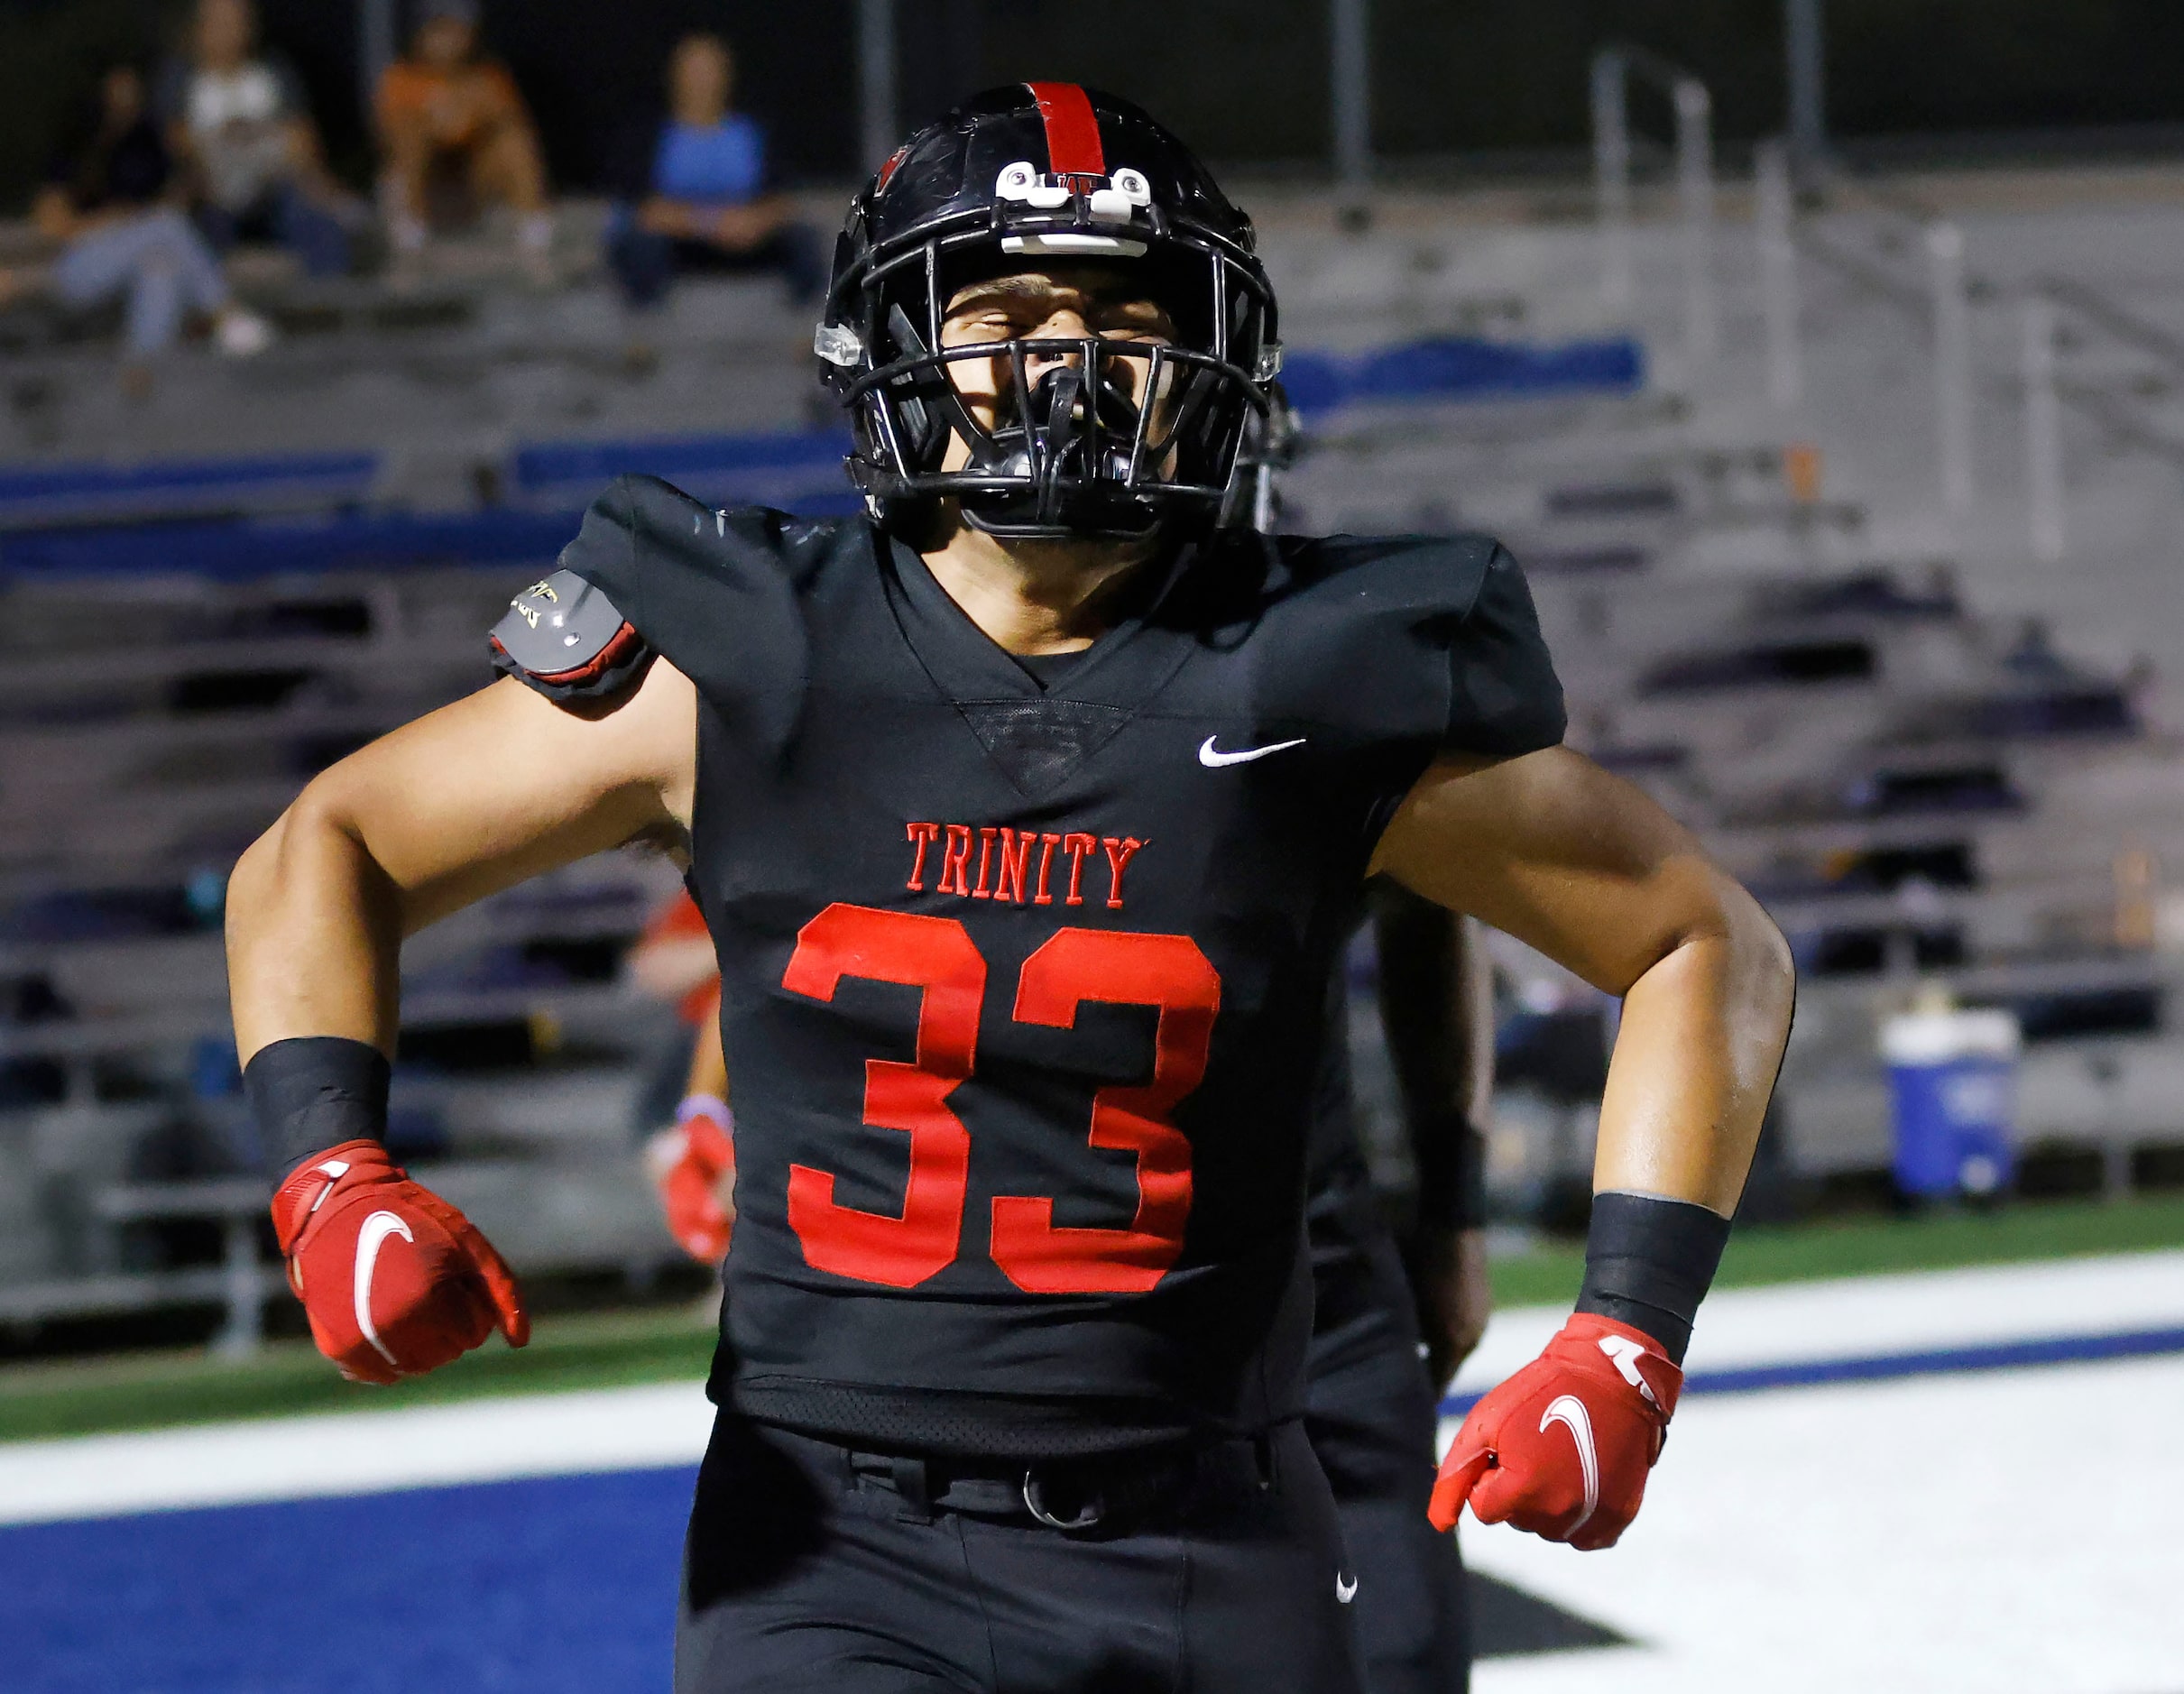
[0,450,378,532]
[1276,335,1644,414]
[0,508,585,582]
[513,428,852,490]
[511,428,860,518]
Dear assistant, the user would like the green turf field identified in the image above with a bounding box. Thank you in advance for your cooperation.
[1487,1189,2184,1306]
[4,1192,2180,1444]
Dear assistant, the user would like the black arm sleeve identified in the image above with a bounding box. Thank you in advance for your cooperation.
[1370,881,1488,1232]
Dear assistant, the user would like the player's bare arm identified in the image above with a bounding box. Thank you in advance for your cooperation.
[231,661,695,1055]
[1377,744,1792,1212]
[224,658,696,1380]
[1378,744,1795,1548]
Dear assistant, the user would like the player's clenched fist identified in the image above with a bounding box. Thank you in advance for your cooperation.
[272,1140,529,1385]
[1429,1313,1682,1550]
[647,1094,737,1264]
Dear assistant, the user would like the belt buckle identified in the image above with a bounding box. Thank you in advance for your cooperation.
[1021,1467,1105,1532]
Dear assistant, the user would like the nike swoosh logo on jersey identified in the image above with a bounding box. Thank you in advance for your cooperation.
[355,1210,415,1368]
[1541,1394,1601,1534]
[1197,735,1306,767]
[1335,1570,1359,1604]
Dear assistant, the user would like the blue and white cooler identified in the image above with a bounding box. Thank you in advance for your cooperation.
[1880,1006,2023,1199]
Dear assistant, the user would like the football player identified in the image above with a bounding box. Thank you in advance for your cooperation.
[227,86,1793,1693]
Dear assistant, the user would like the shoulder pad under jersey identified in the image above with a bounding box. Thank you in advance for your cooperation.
[489,568,655,702]
[1255,532,1566,760]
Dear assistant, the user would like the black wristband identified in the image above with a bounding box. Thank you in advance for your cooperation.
[242,1036,390,1184]
[1574,1191,1731,1366]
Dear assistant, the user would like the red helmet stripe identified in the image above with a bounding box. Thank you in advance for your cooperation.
[1024,82,1106,178]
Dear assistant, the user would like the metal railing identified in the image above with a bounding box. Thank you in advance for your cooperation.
[1590,44,1718,364]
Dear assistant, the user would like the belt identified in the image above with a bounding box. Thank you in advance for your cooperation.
[842,1438,1263,1533]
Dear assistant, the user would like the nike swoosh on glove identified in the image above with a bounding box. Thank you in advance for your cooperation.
[272,1140,529,1385]
[645,1098,736,1265]
[1429,1312,1682,1550]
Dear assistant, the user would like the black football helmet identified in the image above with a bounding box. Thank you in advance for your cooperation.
[816,83,1282,540]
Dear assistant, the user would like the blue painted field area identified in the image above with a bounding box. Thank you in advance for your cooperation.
[2,1467,696,1693]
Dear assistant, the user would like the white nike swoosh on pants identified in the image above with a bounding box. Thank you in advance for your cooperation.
[355,1211,415,1368]
[1541,1394,1601,1533]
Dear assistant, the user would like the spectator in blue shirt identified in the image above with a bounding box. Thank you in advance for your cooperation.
[604,33,822,317]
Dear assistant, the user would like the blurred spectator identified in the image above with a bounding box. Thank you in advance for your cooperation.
[32,64,274,391]
[374,0,554,277]
[159,0,357,279]
[604,32,823,319]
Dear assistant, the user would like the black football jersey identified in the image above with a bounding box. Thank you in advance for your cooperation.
[541,476,1562,1457]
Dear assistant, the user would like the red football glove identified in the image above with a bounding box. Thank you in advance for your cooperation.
[1430,1312,1682,1550]
[271,1140,529,1386]
[645,1095,737,1265]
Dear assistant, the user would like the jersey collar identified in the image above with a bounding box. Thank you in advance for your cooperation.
[873,523,1196,714]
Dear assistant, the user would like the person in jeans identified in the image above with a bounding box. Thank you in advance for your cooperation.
[604,32,823,317]
[159,0,356,279]
[33,63,273,389]
[374,0,554,278]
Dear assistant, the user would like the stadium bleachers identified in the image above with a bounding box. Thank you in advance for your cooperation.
[1276,240,2184,1209]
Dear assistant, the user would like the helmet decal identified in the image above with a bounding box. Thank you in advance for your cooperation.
[1024,81,1106,178]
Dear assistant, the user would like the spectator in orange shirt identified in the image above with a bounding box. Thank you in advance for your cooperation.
[374,0,553,277]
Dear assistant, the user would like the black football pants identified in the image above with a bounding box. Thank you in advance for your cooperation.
[1305,1227,1472,1694]
[676,1411,1365,1694]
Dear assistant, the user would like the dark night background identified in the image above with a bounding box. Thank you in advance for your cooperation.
[4,0,2184,209]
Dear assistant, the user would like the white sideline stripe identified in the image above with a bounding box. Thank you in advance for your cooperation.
[1451,1248,2184,1396]
[0,1380,714,1527]
[8,1253,2180,1530]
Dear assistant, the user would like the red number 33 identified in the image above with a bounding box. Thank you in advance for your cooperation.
[780,903,1221,1294]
